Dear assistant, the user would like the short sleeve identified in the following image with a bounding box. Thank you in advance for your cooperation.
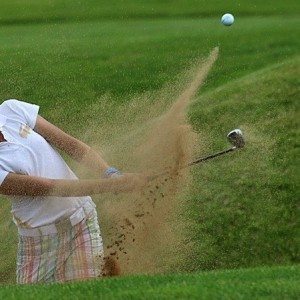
[0,99,40,129]
[0,168,9,186]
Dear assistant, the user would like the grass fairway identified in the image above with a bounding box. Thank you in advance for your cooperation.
[0,0,299,24]
[0,265,299,299]
[0,17,299,108]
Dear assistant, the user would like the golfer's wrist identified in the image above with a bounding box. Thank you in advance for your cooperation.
[103,166,122,178]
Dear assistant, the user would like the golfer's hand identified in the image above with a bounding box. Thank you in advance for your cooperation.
[112,173,149,193]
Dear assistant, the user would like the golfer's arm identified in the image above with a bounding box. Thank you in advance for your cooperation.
[0,173,134,197]
[34,116,109,174]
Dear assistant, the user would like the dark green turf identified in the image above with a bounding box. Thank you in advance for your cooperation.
[0,265,299,299]
[186,57,299,271]
[0,0,299,25]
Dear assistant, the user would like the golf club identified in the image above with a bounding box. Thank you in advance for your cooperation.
[149,129,245,180]
[188,128,245,166]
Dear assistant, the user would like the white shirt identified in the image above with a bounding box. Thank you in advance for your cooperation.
[0,99,95,228]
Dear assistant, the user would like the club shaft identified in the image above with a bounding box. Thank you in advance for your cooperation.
[149,146,237,181]
[188,147,236,166]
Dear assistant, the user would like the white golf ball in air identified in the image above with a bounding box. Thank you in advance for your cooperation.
[221,13,234,26]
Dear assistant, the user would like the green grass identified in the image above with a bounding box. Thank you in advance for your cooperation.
[0,17,299,115]
[186,57,299,271]
[1,265,299,299]
[0,0,299,25]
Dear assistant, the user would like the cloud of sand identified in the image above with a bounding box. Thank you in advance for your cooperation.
[75,47,219,275]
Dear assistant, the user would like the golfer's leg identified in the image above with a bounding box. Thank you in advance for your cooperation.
[60,212,104,282]
[16,236,42,284]
[17,234,61,284]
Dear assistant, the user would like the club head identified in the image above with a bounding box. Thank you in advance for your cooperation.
[227,129,245,148]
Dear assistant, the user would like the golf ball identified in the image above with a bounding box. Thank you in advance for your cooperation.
[221,13,234,26]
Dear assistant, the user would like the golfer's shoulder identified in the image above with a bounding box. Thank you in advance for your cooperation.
[1,99,39,126]
[1,98,19,106]
[1,99,39,110]
[0,99,22,112]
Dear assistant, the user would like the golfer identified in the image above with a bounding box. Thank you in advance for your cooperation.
[0,99,145,284]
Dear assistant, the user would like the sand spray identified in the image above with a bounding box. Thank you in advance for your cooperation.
[85,48,220,274]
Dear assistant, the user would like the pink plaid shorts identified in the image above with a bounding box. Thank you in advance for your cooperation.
[16,211,104,284]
